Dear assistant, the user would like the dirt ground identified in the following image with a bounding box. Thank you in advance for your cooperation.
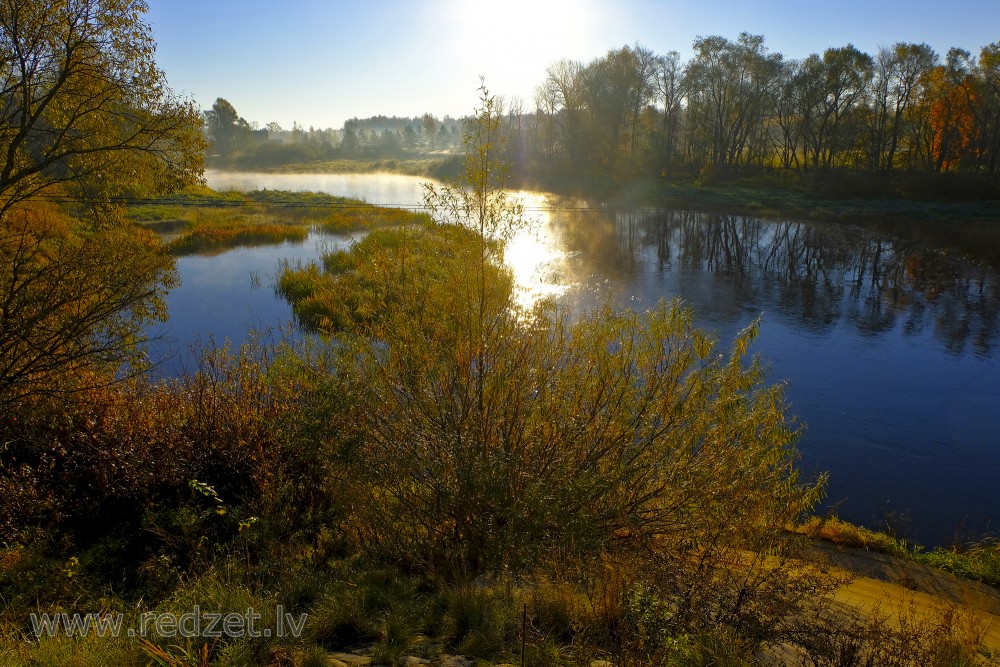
[759,541,1000,664]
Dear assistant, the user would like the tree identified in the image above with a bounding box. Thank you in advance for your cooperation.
[206,97,252,157]
[973,42,1000,172]
[864,43,938,171]
[0,0,204,214]
[653,50,685,172]
[684,34,783,170]
[579,45,657,170]
[422,112,439,150]
[538,58,586,168]
[916,49,976,171]
[0,203,175,406]
[0,0,200,405]
[808,46,873,169]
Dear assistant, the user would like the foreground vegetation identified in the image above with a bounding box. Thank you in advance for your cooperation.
[5,85,1000,666]
[2,2,999,660]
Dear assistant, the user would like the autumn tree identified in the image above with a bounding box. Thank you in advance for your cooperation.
[973,42,1000,172]
[0,203,175,405]
[684,33,783,170]
[0,0,202,405]
[0,0,203,214]
[916,49,976,171]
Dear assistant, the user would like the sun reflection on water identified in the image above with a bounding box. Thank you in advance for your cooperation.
[504,192,573,311]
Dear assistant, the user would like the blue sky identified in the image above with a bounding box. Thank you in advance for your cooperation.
[147,0,1000,130]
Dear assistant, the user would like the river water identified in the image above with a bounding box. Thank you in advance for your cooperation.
[152,170,1000,546]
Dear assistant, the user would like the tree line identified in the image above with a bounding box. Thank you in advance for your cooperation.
[506,35,1000,184]
[454,33,1000,196]
[206,34,1000,188]
[205,98,463,166]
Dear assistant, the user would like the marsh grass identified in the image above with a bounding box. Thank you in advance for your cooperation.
[266,158,448,176]
[127,187,430,255]
[167,223,308,255]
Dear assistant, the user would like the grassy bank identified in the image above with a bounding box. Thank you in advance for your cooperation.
[207,156,455,177]
[128,187,431,255]
[800,516,1000,589]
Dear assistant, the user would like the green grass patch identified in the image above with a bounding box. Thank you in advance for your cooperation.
[262,158,450,176]
[918,541,1000,588]
[277,221,507,334]
[127,186,430,255]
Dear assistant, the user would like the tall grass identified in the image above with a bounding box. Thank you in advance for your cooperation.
[167,224,308,254]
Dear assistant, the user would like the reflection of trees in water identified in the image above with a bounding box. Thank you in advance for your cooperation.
[553,209,999,354]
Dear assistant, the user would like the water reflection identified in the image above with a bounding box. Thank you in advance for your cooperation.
[536,207,1000,544]
[548,208,999,357]
[193,172,1000,544]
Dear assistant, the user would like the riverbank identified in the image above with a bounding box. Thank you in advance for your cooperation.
[206,156,459,178]
[215,159,1000,266]
[233,158,1000,222]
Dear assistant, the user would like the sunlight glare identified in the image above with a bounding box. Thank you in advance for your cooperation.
[447,0,599,95]
[504,192,571,311]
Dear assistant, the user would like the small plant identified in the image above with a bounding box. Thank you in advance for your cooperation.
[140,637,214,667]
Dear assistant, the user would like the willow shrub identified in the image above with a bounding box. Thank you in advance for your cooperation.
[349,287,823,567]
[280,217,824,611]
[277,88,828,643]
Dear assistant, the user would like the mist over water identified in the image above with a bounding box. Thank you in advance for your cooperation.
[156,172,1000,545]
[205,171,431,208]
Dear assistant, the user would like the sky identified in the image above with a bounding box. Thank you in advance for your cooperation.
[147,0,1000,130]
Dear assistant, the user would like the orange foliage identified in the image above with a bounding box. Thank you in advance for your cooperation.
[926,70,977,171]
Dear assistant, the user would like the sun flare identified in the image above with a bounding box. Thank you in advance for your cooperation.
[447,0,599,92]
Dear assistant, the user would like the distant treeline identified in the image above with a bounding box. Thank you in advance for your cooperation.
[204,100,463,167]
[207,33,1000,195]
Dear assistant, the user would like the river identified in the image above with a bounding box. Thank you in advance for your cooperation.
[152,170,1000,546]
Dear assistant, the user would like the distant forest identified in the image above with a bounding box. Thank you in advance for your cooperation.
[206,34,1000,193]
[205,100,464,167]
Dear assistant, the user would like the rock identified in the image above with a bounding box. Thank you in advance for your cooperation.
[328,661,350,667]
[437,656,473,667]
[328,654,372,667]
[399,657,430,666]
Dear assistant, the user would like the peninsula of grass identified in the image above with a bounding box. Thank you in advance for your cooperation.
[266,157,450,176]
[127,186,431,255]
